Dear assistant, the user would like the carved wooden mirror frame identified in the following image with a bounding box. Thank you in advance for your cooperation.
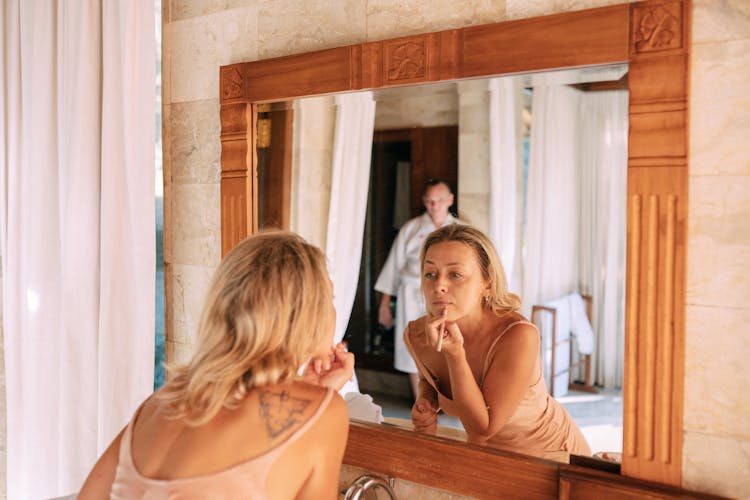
[219,0,690,490]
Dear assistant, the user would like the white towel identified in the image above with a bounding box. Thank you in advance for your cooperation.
[568,293,595,355]
[544,293,595,355]
[344,392,384,424]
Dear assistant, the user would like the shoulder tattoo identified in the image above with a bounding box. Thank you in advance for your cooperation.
[258,389,312,439]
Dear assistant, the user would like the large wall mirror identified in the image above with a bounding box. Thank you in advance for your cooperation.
[220,0,690,494]
[254,65,629,457]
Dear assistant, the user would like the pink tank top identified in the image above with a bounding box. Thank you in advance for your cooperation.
[405,320,590,459]
[110,387,334,499]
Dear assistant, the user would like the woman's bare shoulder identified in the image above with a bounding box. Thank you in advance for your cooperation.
[489,312,537,346]
[317,388,348,426]
[287,383,347,444]
[496,311,534,331]
[494,316,539,355]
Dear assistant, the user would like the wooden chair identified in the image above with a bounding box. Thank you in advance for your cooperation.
[530,294,598,397]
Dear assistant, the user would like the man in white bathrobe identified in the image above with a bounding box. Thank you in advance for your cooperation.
[375,179,460,398]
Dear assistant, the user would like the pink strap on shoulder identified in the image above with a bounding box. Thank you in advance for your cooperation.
[481,321,539,382]
[272,387,334,452]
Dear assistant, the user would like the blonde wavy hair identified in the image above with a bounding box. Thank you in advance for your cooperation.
[158,230,334,425]
[421,224,521,315]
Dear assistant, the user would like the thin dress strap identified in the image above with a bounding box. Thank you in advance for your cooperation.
[480,321,538,386]
[270,387,334,453]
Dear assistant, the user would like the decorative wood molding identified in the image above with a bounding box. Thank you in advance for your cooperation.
[219,0,692,491]
[219,101,256,255]
[622,0,689,485]
[631,1,683,55]
[386,41,425,81]
[220,65,245,101]
[623,166,687,486]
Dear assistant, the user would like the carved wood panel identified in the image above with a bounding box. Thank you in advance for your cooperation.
[622,0,689,485]
[386,41,425,81]
[624,166,687,486]
[219,99,257,256]
[631,1,684,55]
[220,65,246,102]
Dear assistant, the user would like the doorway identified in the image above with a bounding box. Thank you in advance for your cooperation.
[344,125,458,390]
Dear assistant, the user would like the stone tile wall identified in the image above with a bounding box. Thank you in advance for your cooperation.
[457,79,492,232]
[682,1,750,497]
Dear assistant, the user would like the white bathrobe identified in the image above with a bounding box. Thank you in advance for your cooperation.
[375,213,460,373]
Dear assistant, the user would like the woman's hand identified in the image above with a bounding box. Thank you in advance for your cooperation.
[411,397,439,434]
[425,308,464,357]
[302,343,355,391]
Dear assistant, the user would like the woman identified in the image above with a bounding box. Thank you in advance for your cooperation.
[406,225,590,459]
[79,231,354,499]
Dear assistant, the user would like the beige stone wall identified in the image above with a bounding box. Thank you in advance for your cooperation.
[682,1,750,497]
[457,79,492,232]
[162,0,750,497]
[373,83,459,130]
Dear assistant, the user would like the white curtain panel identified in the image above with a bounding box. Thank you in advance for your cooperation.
[488,76,524,293]
[522,85,580,313]
[577,90,628,389]
[325,92,376,394]
[0,1,155,497]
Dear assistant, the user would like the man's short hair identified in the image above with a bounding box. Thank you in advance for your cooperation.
[422,178,453,196]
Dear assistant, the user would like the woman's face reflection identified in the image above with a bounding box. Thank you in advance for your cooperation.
[422,241,488,323]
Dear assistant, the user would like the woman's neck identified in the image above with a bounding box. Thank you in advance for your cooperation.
[456,309,497,343]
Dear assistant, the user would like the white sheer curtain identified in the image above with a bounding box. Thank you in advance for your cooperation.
[488,76,524,292]
[522,85,581,312]
[0,2,155,497]
[577,90,628,389]
[325,92,375,394]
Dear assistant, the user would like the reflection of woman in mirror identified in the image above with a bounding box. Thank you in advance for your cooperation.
[405,225,590,458]
[79,231,354,498]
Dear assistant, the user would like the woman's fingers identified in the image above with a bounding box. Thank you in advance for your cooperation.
[411,399,438,432]
[425,309,448,350]
[440,322,464,354]
[308,344,356,391]
[412,397,438,416]
[436,308,447,352]
[333,348,355,380]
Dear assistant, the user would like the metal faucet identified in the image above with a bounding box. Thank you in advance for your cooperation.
[343,474,397,499]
